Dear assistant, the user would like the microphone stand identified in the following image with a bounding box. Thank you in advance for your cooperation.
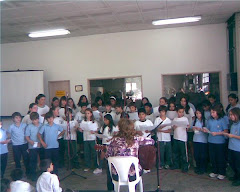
[148,121,174,192]
[60,93,87,181]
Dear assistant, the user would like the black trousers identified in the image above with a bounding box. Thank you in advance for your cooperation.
[209,143,226,175]
[44,148,59,175]
[29,148,40,177]
[193,142,208,172]
[229,149,240,180]
[12,144,29,174]
[58,138,65,167]
[0,153,8,178]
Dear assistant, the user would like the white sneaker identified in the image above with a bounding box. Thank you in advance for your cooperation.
[93,168,102,174]
[209,173,218,178]
[143,169,151,174]
[84,168,90,172]
[217,175,225,180]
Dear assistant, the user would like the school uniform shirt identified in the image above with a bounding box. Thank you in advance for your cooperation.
[39,123,63,149]
[93,110,102,122]
[54,117,67,140]
[25,123,42,149]
[184,108,195,128]
[80,120,98,141]
[173,117,189,142]
[192,119,208,143]
[153,106,160,118]
[123,106,130,113]
[100,126,118,145]
[74,111,85,123]
[98,106,106,113]
[207,118,228,144]
[146,113,155,124]
[0,128,8,154]
[8,123,27,146]
[228,121,240,152]
[154,117,172,142]
[204,111,211,120]
[114,113,121,125]
[59,108,66,119]
[134,119,153,138]
[10,180,35,192]
[166,111,178,121]
[70,107,79,118]
[36,172,62,192]
[128,112,139,121]
[22,114,32,124]
[63,120,78,140]
[227,104,240,115]
[37,105,50,123]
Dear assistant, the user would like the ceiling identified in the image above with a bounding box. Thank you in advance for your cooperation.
[1,0,240,44]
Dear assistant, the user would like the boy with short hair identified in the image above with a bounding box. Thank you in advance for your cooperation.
[91,102,103,126]
[202,100,211,120]
[134,108,153,138]
[25,112,42,181]
[154,106,172,169]
[8,112,29,175]
[115,103,128,125]
[36,159,62,192]
[10,169,35,192]
[171,106,190,172]
[144,102,155,123]
[103,101,116,119]
[128,102,139,121]
[38,112,65,175]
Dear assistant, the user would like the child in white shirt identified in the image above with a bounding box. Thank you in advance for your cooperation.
[10,169,35,192]
[36,159,62,192]
[79,108,98,172]
[154,105,172,169]
[144,102,155,123]
[128,102,139,121]
[134,108,153,138]
[103,102,116,120]
[171,106,190,173]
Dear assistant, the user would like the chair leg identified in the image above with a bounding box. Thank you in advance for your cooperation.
[114,183,120,192]
[139,178,143,192]
[128,183,136,192]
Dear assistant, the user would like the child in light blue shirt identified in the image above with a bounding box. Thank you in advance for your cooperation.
[8,112,29,175]
[38,112,65,175]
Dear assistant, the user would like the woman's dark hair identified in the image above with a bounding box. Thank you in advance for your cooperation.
[51,97,59,108]
[229,107,240,122]
[40,159,52,172]
[59,96,67,108]
[103,114,115,134]
[141,97,150,107]
[27,103,37,114]
[67,98,77,109]
[160,97,168,103]
[211,104,224,119]
[77,95,89,107]
[168,102,176,111]
[10,168,23,181]
[95,96,104,106]
[180,96,190,114]
[228,93,239,103]
[35,94,46,104]
[84,108,95,122]
[193,107,206,127]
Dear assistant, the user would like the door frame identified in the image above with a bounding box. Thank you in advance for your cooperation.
[48,80,71,102]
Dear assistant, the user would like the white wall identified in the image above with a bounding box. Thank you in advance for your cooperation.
[1,23,228,108]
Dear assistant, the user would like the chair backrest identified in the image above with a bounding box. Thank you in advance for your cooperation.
[108,156,140,183]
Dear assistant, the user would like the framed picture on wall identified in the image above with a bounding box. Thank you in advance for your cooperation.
[75,85,83,92]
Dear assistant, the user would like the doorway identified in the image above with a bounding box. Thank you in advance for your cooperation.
[48,80,71,103]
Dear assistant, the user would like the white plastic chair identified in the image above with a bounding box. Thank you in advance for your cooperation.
[108,156,143,192]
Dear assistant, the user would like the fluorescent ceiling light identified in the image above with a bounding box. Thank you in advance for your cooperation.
[152,16,201,26]
[28,29,70,38]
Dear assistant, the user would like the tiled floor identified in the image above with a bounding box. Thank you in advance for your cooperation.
[2,118,240,192]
